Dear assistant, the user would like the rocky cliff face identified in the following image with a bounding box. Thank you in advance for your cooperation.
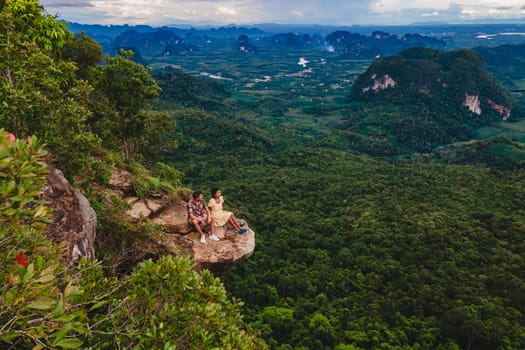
[463,94,482,115]
[42,164,96,264]
[362,74,397,92]
[487,98,511,120]
[109,169,255,274]
[42,166,255,273]
[156,224,255,275]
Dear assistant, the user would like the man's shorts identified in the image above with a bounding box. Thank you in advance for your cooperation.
[189,214,209,232]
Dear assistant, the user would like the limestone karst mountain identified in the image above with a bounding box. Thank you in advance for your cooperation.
[345,47,515,155]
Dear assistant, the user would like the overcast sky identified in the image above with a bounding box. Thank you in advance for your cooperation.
[40,0,525,26]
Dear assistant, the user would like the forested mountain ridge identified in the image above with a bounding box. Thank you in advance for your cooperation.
[102,25,447,58]
[344,47,518,155]
[114,29,199,56]
[327,30,447,58]
[425,135,525,169]
[154,71,231,111]
[474,43,525,91]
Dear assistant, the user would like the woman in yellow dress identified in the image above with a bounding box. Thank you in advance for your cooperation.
[208,188,247,234]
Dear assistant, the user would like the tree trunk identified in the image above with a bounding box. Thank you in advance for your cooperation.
[123,139,130,161]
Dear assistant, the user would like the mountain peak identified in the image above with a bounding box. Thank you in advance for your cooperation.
[346,47,514,155]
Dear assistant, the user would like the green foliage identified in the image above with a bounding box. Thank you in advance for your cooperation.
[89,192,164,275]
[309,312,336,346]
[89,160,183,274]
[146,48,525,348]
[346,48,514,155]
[212,154,525,349]
[1,1,176,174]
[426,136,525,169]
[89,32,525,350]
[0,131,90,349]
[94,50,160,118]
[160,106,275,181]
[169,108,525,349]
[61,32,103,79]
[154,71,231,111]
[259,306,295,343]
[100,255,266,349]
[0,1,100,177]
[4,4,525,349]
[1,4,266,349]
[92,50,161,160]
[335,344,364,350]
[136,110,178,164]
[0,131,265,348]
[151,161,184,188]
[211,152,525,349]
[0,130,48,227]
[128,162,178,198]
[3,0,69,53]
[475,44,525,90]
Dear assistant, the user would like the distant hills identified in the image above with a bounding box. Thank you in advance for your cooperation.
[65,21,525,161]
[154,71,230,111]
[427,136,525,169]
[66,23,268,54]
[326,30,446,58]
[66,22,525,56]
[66,22,448,58]
[115,28,446,59]
[114,29,199,56]
[344,47,516,155]
[474,44,525,91]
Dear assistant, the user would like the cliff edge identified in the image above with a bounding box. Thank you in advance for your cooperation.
[109,169,255,274]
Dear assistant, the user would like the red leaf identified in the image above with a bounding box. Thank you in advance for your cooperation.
[14,250,29,267]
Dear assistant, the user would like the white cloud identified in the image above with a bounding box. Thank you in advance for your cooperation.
[218,6,238,16]
[41,0,93,6]
[40,0,525,25]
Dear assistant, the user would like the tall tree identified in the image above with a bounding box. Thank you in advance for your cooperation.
[62,32,103,80]
[92,50,162,161]
[0,0,99,176]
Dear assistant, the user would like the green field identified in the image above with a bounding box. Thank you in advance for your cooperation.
[477,118,525,142]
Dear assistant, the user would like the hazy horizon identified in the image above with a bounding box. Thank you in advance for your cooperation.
[40,0,525,28]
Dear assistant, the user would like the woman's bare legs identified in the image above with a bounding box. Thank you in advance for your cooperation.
[228,214,242,230]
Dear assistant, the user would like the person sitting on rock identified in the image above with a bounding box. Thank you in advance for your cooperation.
[208,188,247,234]
[188,190,219,244]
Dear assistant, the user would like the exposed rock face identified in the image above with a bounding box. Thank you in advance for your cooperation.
[156,224,255,275]
[108,168,134,196]
[488,98,511,120]
[153,202,191,233]
[42,164,96,264]
[237,34,257,53]
[362,74,397,92]
[463,94,482,115]
[108,169,255,274]
[193,224,255,273]
[126,196,166,220]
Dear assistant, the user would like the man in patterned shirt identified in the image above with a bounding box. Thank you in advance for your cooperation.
[188,190,219,244]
